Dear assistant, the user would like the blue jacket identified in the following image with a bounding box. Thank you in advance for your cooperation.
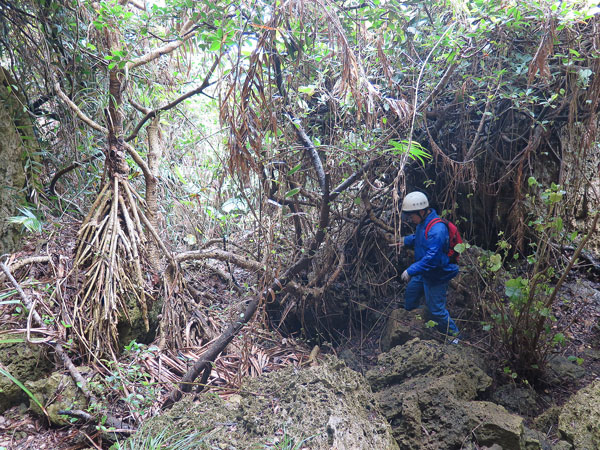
[403,209,459,284]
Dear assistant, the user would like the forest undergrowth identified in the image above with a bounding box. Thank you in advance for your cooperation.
[1,216,600,450]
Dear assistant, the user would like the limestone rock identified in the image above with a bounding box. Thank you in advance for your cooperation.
[491,384,539,416]
[380,308,429,352]
[468,401,524,449]
[131,356,398,450]
[0,339,53,413]
[523,426,553,450]
[367,338,491,394]
[367,338,526,449]
[545,355,585,386]
[26,369,89,425]
[558,380,600,449]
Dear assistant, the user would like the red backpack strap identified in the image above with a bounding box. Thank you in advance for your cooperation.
[425,218,443,239]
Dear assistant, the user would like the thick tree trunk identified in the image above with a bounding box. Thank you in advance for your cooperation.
[0,67,38,253]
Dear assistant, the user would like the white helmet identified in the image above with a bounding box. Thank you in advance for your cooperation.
[402,192,429,212]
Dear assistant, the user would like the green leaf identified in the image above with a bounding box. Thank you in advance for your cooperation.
[552,333,566,346]
[488,253,502,272]
[209,38,221,52]
[298,85,316,96]
[387,139,432,166]
[285,188,300,198]
[454,242,470,254]
[288,162,302,175]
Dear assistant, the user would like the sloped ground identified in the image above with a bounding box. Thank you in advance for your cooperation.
[2,228,600,449]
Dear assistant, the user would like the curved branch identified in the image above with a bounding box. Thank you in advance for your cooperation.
[417,62,458,112]
[0,256,51,283]
[286,114,327,195]
[48,152,103,195]
[175,249,263,272]
[127,18,199,70]
[53,81,107,134]
[126,58,219,142]
[330,158,375,201]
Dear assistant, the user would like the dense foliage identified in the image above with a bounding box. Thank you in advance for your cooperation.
[0,1,599,432]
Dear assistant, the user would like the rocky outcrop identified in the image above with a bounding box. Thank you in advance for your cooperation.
[133,356,399,450]
[0,339,53,413]
[380,308,433,352]
[558,379,600,449]
[367,338,526,449]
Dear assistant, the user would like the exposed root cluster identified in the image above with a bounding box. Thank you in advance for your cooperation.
[72,177,149,358]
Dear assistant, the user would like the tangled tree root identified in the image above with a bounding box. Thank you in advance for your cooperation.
[72,176,149,358]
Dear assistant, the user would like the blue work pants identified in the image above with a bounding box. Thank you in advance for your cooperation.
[404,275,459,336]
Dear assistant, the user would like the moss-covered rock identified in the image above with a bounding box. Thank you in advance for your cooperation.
[117,292,162,349]
[25,369,89,425]
[366,338,491,394]
[468,401,524,449]
[558,379,600,449]
[132,356,399,450]
[532,405,560,435]
[367,338,526,449]
[491,384,539,416]
[545,355,586,386]
[0,339,53,413]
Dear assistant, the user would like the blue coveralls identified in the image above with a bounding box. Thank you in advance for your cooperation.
[403,209,460,336]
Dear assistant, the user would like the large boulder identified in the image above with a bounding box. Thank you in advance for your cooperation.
[0,339,53,413]
[558,379,600,449]
[367,338,526,449]
[132,356,399,450]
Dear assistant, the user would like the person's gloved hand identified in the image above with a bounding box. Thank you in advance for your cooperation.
[401,270,411,282]
[389,236,403,248]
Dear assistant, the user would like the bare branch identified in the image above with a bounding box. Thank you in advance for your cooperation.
[330,158,375,201]
[125,57,219,142]
[53,81,107,133]
[123,141,155,182]
[287,114,327,194]
[175,249,263,272]
[0,256,51,283]
[127,18,198,70]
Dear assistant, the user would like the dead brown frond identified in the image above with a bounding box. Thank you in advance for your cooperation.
[527,19,556,85]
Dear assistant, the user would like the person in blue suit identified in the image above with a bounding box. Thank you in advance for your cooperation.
[396,191,460,342]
